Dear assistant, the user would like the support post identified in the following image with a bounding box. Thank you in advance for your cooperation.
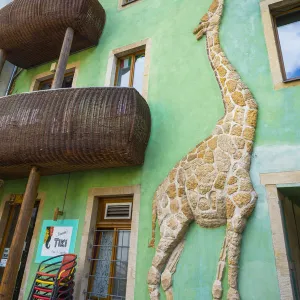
[0,167,40,300]
[51,27,74,89]
[0,49,7,75]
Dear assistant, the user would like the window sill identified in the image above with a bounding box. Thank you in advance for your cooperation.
[122,1,138,7]
[283,77,300,83]
[118,0,142,10]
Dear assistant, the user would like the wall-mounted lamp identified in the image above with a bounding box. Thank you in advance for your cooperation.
[53,207,63,221]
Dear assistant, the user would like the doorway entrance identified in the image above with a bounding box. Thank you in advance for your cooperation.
[0,194,39,299]
[278,187,300,299]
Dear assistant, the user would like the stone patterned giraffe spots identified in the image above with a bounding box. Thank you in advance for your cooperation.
[231,124,242,136]
[243,127,255,140]
[217,65,227,77]
[228,185,238,195]
[233,151,242,160]
[198,197,210,210]
[210,191,217,209]
[208,136,218,150]
[246,141,253,154]
[161,194,169,208]
[233,193,251,208]
[166,183,177,199]
[226,199,236,218]
[234,137,245,149]
[246,109,258,127]
[198,184,212,195]
[186,176,198,190]
[232,91,245,106]
[214,173,227,189]
[167,217,178,230]
[233,107,245,124]
[218,134,236,154]
[170,199,180,213]
[169,168,177,182]
[215,149,231,172]
[227,176,237,185]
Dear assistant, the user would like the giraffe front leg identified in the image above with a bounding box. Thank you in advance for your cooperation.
[226,214,247,300]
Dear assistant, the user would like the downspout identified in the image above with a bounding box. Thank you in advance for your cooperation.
[0,49,6,74]
[5,66,17,96]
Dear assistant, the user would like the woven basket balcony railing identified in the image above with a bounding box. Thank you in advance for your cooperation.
[0,87,151,179]
[0,0,106,69]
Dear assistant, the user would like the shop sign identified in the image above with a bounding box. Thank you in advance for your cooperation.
[35,219,78,263]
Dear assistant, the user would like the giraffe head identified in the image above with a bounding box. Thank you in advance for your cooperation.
[193,0,224,40]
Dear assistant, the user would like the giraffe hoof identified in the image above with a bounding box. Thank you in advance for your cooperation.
[149,287,160,300]
[212,280,223,299]
[227,287,240,300]
[165,288,174,300]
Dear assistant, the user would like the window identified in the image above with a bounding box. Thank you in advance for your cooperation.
[121,0,139,6]
[87,197,133,300]
[277,188,300,298]
[274,8,300,81]
[114,51,145,94]
[260,0,300,89]
[38,72,74,91]
[0,0,13,9]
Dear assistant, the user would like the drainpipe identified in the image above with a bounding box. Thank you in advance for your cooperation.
[0,27,74,300]
[0,49,6,75]
[5,66,17,96]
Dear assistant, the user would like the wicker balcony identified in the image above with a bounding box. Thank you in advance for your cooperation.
[0,0,106,69]
[0,88,151,179]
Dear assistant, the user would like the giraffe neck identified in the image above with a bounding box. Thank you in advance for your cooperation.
[205,4,258,119]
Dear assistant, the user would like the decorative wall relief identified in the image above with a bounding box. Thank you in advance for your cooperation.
[147,0,258,299]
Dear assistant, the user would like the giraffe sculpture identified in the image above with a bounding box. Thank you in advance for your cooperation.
[147,0,258,299]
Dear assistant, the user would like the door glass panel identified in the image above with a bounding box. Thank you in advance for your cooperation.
[91,230,114,298]
[112,230,130,300]
[116,57,132,87]
[132,54,145,94]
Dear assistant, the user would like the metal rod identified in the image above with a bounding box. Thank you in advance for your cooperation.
[51,27,74,89]
[5,66,17,96]
[0,49,7,75]
[0,167,40,300]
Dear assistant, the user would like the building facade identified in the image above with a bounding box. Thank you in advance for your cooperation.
[0,0,299,299]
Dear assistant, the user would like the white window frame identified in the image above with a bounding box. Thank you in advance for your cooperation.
[105,38,152,100]
[260,0,300,90]
[29,61,80,92]
[74,185,141,300]
[260,171,300,299]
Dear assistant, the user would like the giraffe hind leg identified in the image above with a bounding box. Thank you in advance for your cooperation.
[161,239,185,300]
[147,217,191,300]
[212,235,228,300]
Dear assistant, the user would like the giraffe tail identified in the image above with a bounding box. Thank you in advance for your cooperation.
[148,191,158,248]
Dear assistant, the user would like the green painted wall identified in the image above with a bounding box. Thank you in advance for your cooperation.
[2,0,300,298]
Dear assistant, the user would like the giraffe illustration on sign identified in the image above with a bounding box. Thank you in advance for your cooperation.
[147,0,258,299]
